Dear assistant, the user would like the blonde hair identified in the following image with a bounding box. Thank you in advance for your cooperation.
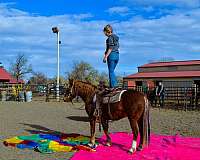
[103,24,113,34]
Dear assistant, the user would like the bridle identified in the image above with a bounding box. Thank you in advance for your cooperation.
[70,80,75,96]
[68,80,78,103]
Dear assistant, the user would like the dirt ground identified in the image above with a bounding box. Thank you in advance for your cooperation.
[0,102,200,160]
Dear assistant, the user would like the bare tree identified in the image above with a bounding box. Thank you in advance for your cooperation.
[67,61,99,85]
[28,72,47,85]
[116,75,123,87]
[97,72,109,86]
[10,54,33,82]
[47,76,66,85]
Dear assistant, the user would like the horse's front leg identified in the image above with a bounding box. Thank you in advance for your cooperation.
[128,118,139,154]
[101,118,111,146]
[88,117,97,148]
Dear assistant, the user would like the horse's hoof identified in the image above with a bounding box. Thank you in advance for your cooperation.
[137,146,143,151]
[105,142,112,147]
[87,143,97,149]
[128,148,136,154]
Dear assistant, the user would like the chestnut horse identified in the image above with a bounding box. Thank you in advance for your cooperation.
[65,79,150,154]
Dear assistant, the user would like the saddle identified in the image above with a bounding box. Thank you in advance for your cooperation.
[102,89,127,104]
[93,88,127,123]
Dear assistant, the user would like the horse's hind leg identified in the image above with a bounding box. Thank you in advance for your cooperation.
[101,118,111,146]
[138,105,150,151]
[128,118,139,154]
[137,118,144,151]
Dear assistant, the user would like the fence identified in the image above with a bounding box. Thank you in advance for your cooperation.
[0,83,67,102]
[124,85,200,111]
[0,83,23,101]
[1,83,200,110]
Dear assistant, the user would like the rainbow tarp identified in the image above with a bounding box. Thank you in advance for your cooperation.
[3,133,97,153]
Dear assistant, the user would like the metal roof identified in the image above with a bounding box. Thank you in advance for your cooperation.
[139,60,200,68]
[125,70,200,79]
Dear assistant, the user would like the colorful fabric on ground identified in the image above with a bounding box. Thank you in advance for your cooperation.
[71,132,200,160]
[3,133,97,153]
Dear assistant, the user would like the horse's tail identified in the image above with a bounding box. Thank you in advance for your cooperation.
[143,96,151,146]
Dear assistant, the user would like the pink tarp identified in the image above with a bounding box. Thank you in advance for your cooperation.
[71,132,200,160]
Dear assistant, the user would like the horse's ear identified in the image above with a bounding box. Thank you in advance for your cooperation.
[68,78,74,86]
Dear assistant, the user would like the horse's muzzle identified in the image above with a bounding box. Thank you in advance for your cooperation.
[63,96,73,103]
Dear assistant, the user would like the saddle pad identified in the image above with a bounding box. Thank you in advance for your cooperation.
[103,90,126,104]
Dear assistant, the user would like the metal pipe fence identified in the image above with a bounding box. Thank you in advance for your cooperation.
[124,85,200,111]
[1,83,200,110]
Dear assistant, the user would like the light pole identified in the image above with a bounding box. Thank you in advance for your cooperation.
[52,27,60,102]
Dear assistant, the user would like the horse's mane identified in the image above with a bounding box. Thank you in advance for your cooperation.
[73,80,97,103]
[75,80,97,89]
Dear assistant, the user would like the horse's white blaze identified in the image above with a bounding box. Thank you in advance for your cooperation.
[93,94,96,104]
[70,81,75,96]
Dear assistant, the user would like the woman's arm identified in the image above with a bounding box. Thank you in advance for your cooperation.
[155,87,158,96]
[104,48,112,59]
[159,85,164,95]
[103,35,114,62]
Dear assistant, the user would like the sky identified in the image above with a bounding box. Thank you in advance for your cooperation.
[0,0,200,78]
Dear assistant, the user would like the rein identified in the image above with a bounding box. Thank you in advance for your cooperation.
[70,81,79,102]
[70,81,102,131]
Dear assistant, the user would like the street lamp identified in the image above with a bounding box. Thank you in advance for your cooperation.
[52,27,60,102]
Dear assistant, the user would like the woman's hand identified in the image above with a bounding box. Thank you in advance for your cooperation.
[103,48,112,63]
[103,54,108,63]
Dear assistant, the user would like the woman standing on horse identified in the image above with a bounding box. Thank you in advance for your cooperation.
[103,24,119,89]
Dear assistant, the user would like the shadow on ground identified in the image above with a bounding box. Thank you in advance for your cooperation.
[66,116,89,122]
[20,123,68,135]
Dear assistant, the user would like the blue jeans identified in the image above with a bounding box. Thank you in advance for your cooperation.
[107,52,119,88]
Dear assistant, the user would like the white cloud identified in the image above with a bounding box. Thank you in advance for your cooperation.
[1,3,200,77]
[0,3,29,17]
[122,0,200,8]
[71,13,93,20]
[107,6,130,16]
[0,3,108,77]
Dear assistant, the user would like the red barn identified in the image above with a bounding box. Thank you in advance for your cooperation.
[123,60,200,89]
[0,65,24,84]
